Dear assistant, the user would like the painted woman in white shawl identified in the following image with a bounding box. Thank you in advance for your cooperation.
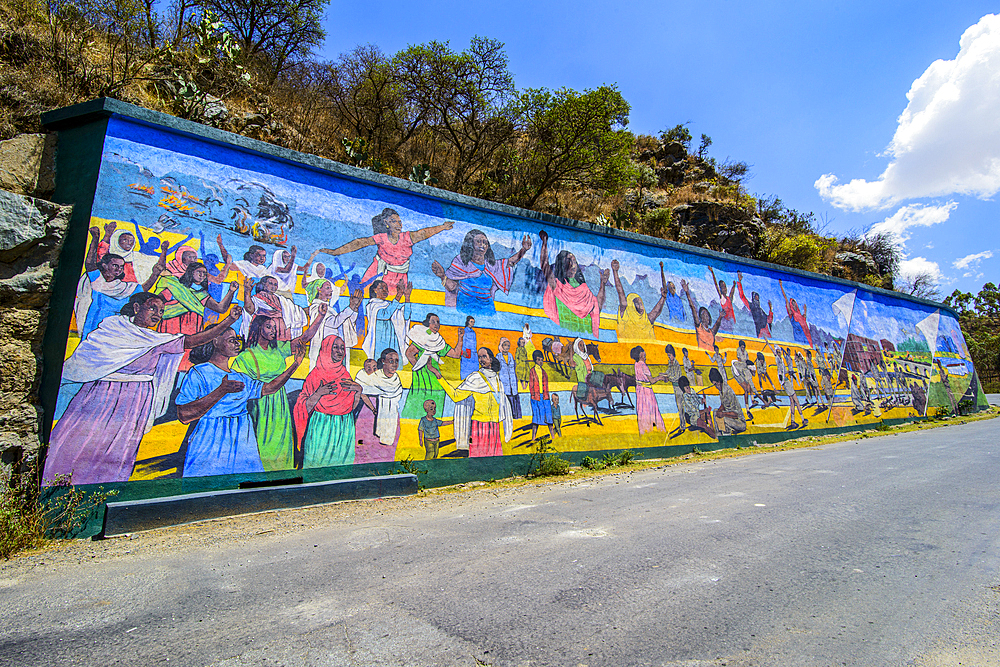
[362,279,412,364]
[432,347,513,458]
[305,279,363,373]
[354,348,404,464]
[176,328,306,478]
[431,229,532,314]
[400,313,465,419]
[43,294,242,485]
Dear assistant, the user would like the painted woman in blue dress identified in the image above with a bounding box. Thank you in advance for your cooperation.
[176,326,306,478]
[431,229,532,313]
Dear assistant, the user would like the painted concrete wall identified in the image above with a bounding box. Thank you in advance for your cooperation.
[38,100,986,495]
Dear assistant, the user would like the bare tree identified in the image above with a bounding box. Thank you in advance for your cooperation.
[898,272,941,300]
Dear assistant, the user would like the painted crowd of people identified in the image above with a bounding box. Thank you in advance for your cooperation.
[45,208,939,485]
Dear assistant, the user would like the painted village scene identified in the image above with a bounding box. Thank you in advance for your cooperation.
[41,119,986,486]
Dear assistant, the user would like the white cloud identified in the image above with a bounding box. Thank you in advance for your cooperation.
[816,14,1000,211]
[953,250,993,269]
[865,202,957,246]
[953,250,994,278]
[898,256,943,281]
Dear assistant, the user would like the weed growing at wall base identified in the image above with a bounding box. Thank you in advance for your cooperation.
[581,450,642,470]
[528,437,571,477]
[0,456,117,559]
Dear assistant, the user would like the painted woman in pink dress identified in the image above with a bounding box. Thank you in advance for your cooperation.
[317,208,454,297]
[631,345,667,434]
[43,294,242,485]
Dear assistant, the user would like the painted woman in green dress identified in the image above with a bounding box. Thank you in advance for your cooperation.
[400,313,465,419]
[231,307,326,470]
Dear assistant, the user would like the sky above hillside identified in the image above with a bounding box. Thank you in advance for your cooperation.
[319,2,999,298]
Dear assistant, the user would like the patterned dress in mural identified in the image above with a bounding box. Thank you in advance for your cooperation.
[400,339,452,419]
[634,360,666,434]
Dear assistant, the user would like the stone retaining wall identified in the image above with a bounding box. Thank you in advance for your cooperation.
[0,133,71,481]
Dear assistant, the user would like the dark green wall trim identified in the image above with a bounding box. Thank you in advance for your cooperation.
[40,98,958,320]
[38,118,110,445]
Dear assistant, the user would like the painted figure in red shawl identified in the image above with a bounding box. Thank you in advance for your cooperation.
[779,279,813,347]
[293,336,366,468]
[538,230,609,337]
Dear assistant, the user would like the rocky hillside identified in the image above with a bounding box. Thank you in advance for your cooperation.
[0,0,902,292]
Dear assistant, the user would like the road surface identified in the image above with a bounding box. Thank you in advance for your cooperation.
[3,418,999,666]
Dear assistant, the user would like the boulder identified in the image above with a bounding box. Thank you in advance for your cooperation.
[0,189,72,304]
[0,133,57,198]
[0,189,72,470]
[835,251,877,279]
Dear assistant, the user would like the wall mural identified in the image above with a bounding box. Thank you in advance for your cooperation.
[41,118,986,486]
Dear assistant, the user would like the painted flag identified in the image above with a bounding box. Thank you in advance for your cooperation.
[831,290,856,328]
[916,310,940,353]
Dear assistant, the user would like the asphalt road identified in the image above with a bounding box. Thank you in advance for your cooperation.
[3,418,1000,667]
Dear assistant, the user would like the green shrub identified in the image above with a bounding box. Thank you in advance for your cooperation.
[1,456,117,558]
[0,459,45,559]
[528,436,571,477]
[536,454,571,476]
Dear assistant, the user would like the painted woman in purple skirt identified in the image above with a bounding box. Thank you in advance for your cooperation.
[43,293,241,485]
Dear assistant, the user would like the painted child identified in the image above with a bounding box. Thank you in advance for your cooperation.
[819,367,834,409]
[550,394,562,437]
[529,350,554,440]
[682,347,698,386]
[755,351,775,390]
[673,376,716,439]
[664,344,684,420]
[782,371,808,430]
[710,344,727,382]
[418,399,453,461]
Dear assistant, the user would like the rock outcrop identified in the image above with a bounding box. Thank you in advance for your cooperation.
[0,133,56,199]
[0,143,70,481]
[671,202,765,259]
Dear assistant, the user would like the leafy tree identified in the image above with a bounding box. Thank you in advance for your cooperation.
[392,36,517,193]
[945,283,1000,389]
[196,0,328,79]
[660,122,691,149]
[504,85,633,208]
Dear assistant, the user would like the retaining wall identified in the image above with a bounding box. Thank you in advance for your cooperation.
[34,99,986,528]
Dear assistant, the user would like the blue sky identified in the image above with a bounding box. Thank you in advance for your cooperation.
[318,2,999,298]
